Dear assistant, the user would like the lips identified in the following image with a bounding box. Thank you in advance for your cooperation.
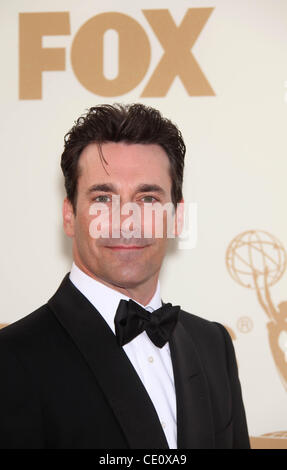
[105,245,147,250]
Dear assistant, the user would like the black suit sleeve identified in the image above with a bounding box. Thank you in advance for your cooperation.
[215,323,250,449]
[0,341,44,449]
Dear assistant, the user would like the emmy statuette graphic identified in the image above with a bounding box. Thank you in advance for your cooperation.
[226,230,287,449]
[226,230,287,390]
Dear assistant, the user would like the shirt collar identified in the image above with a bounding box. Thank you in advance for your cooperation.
[69,262,162,334]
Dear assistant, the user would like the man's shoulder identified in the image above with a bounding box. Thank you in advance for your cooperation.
[0,303,59,352]
[179,308,220,331]
[178,308,229,346]
[0,274,72,349]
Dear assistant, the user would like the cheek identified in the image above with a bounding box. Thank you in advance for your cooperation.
[74,211,96,246]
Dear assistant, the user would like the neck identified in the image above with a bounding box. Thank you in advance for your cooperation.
[73,261,159,306]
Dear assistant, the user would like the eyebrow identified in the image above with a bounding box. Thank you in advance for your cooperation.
[87,183,117,195]
[87,183,166,196]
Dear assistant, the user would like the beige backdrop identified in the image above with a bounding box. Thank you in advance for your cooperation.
[1,0,287,448]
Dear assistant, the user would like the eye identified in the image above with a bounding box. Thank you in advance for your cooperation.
[93,195,111,203]
[141,195,159,203]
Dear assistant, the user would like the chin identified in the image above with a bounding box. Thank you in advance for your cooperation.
[106,269,150,290]
[109,275,144,289]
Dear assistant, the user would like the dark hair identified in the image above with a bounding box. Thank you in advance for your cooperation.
[61,103,185,212]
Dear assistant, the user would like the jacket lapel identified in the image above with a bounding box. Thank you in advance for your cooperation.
[48,275,169,449]
[169,318,215,449]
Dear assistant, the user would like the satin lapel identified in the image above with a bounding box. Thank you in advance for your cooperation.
[169,318,215,449]
[48,275,169,449]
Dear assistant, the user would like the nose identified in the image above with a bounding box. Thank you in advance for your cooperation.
[120,201,142,238]
[109,195,142,239]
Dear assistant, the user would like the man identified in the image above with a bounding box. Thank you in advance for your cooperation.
[0,104,250,449]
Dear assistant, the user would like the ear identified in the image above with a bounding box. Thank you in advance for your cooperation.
[63,198,75,238]
[174,198,184,237]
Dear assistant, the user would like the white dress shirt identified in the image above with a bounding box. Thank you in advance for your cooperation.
[69,263,177,449]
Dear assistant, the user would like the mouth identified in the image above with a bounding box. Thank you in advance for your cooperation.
[105,245,148,251]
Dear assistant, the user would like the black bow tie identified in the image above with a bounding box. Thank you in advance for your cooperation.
[114,299,180,348]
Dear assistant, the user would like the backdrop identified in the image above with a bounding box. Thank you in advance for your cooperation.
[1,0,287,449]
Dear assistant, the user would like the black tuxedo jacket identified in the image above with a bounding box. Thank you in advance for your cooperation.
[0,275,250,449]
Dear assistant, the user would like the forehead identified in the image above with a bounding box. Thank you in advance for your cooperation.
[78,142,171,186]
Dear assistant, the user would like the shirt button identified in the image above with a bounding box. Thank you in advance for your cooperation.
[161,421,166,429]
[148,356,154,363]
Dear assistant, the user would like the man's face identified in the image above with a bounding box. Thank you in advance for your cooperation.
[63,142,178,294]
